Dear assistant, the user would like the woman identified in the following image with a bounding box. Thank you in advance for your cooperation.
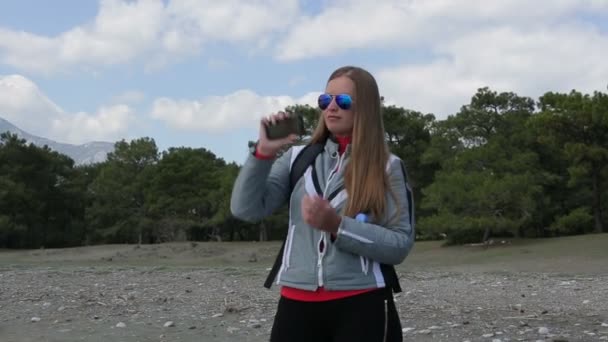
[230,66,415,342]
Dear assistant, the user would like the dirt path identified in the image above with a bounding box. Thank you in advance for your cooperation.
[1,238,607,341]
[1,266,607,342]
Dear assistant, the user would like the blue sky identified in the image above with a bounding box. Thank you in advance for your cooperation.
[1,0,607,164]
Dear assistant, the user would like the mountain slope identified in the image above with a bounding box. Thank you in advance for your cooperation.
[0,116,114,165]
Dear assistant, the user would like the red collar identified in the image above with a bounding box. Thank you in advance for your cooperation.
[335,136,351,155]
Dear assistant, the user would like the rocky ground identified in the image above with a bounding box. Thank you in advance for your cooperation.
[0,240,607,342]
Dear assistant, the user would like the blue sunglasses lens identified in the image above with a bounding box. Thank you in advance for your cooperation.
[317,94,352,110]
[318,94,332,110]
[335,94,352,110]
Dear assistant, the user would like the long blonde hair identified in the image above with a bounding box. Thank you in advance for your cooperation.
[311,66,391,220]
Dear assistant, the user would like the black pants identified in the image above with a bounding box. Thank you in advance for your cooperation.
[270,288,402,342]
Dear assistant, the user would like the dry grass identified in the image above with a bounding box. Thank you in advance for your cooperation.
[1,233,606,275]
[402,233,608,274]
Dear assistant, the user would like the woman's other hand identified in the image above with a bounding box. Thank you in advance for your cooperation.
[301,194,341,234]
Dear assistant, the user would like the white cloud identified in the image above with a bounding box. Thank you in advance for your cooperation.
[0,74,134,144]
[0,75,63,120]
[1,0,607,76]
[377,24,608,118]
[269,0,608,117]
[276,0,608,60]
[377,62,488,117]
[51,105,135,143]
[0,0,167,74]
[276,1,416,61]
[2,0,608,137]
[150,89,317,132]
[0,0,300,74]
[166,0,298,42]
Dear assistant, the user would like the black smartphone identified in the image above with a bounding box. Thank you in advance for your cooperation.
[265,114,305,140]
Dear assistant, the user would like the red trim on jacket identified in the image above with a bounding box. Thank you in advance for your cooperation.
[281,286,376,302]
[254,147,274,160]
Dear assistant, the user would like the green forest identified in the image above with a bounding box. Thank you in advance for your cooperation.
[1,87,607,249]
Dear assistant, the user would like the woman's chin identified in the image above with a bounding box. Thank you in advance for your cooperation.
[328,126,351,136]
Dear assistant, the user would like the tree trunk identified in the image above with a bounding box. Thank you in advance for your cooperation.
[592,169,604,233]
[209,226,222,242]
[259,221,268,242]
[229,224,235,241]
[482,226,491,244]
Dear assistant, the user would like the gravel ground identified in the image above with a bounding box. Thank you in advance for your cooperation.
[1,266,607,342]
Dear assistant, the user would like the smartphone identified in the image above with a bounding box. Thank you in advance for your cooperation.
[265,114,305,140]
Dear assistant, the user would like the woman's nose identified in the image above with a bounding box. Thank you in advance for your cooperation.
[326,98,339,110]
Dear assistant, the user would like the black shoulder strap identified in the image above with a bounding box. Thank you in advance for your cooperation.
[264,143,324,289]
[289,143,325,192]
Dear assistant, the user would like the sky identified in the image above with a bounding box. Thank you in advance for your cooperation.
[1,0,607,164]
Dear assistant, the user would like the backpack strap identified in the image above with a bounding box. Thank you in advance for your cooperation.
[381,264,402,293]
[289,143,325,192]
[264,143,325,289]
